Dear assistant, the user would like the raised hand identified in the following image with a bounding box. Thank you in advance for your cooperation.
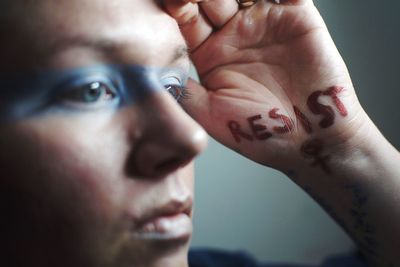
[164,0,366,173]
[164,2,400,266]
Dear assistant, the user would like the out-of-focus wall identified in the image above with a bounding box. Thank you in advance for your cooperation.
[190,0,400,265]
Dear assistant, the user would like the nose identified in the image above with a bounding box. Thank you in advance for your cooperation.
[125,91,208,178]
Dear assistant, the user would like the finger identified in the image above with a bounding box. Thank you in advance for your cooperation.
[181,79,239,152]
[199,0,239,29]
[163,0,213,50]
[182,78,270,164]
[181,78,211,128]
[163,0,199,25]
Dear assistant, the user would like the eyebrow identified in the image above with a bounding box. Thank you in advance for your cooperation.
[44,36,189,65]
[171,45,189,64]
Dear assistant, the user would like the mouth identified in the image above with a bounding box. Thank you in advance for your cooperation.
[132,199,193,241]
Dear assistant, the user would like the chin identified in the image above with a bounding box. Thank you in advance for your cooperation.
[110,236,191,267]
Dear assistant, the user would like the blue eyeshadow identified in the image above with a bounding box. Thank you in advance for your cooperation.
[0,64,188,121]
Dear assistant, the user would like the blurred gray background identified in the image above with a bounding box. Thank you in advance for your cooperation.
[190,0,400,265]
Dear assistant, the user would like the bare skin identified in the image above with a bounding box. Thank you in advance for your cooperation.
[163,0,400,266]
[0,0,399,266]
[0,1,207,267]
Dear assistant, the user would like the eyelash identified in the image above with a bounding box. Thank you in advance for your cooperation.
[164,84,191,102]
[57,79,120,110]
[56,76,190,110]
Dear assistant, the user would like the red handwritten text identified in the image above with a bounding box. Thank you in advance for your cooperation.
[269,108,294,134]
[301,139,331,174]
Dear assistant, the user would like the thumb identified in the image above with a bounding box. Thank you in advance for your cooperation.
[182,78,238,148]
[182,78,211,129]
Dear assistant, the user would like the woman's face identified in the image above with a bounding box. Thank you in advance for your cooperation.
[0,1,207,267]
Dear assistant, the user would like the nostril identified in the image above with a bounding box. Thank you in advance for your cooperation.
[155,157,187,173]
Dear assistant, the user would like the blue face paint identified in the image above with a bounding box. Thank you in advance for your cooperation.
[0,64,188,121]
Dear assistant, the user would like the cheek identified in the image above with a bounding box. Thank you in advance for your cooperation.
[0,115,129,224]
[46,118,128,212]
[179,162,195,192]
[0,118,133,262]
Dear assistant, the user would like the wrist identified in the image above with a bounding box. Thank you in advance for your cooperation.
[286,106,383,180]
[285,108,400,266]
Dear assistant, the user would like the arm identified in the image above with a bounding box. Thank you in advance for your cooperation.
[163,0,400,265]
[292,110,400,266]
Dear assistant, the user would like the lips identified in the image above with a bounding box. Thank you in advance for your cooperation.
[133,213,192,240]
[132,198,193,241]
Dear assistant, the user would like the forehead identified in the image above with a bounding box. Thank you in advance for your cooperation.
[3,0,187,69]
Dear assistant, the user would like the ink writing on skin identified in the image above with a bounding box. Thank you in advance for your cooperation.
[305,184,392,264]
[293,105,313,134]
[227,86,347,142]
[303,186,346,230]
[323,86,348,116]
[248,115,272,140]
[307,91,335,128]
[226,86,348,173]
[227,120,253,143]
[346,184,379,259]
[227,111,291,143]
[300,139,331,174]
[307,86,348,128]
[302,86,348,173]
[268,108,294,134]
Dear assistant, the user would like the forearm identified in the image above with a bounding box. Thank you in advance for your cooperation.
[289,111,400,266]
